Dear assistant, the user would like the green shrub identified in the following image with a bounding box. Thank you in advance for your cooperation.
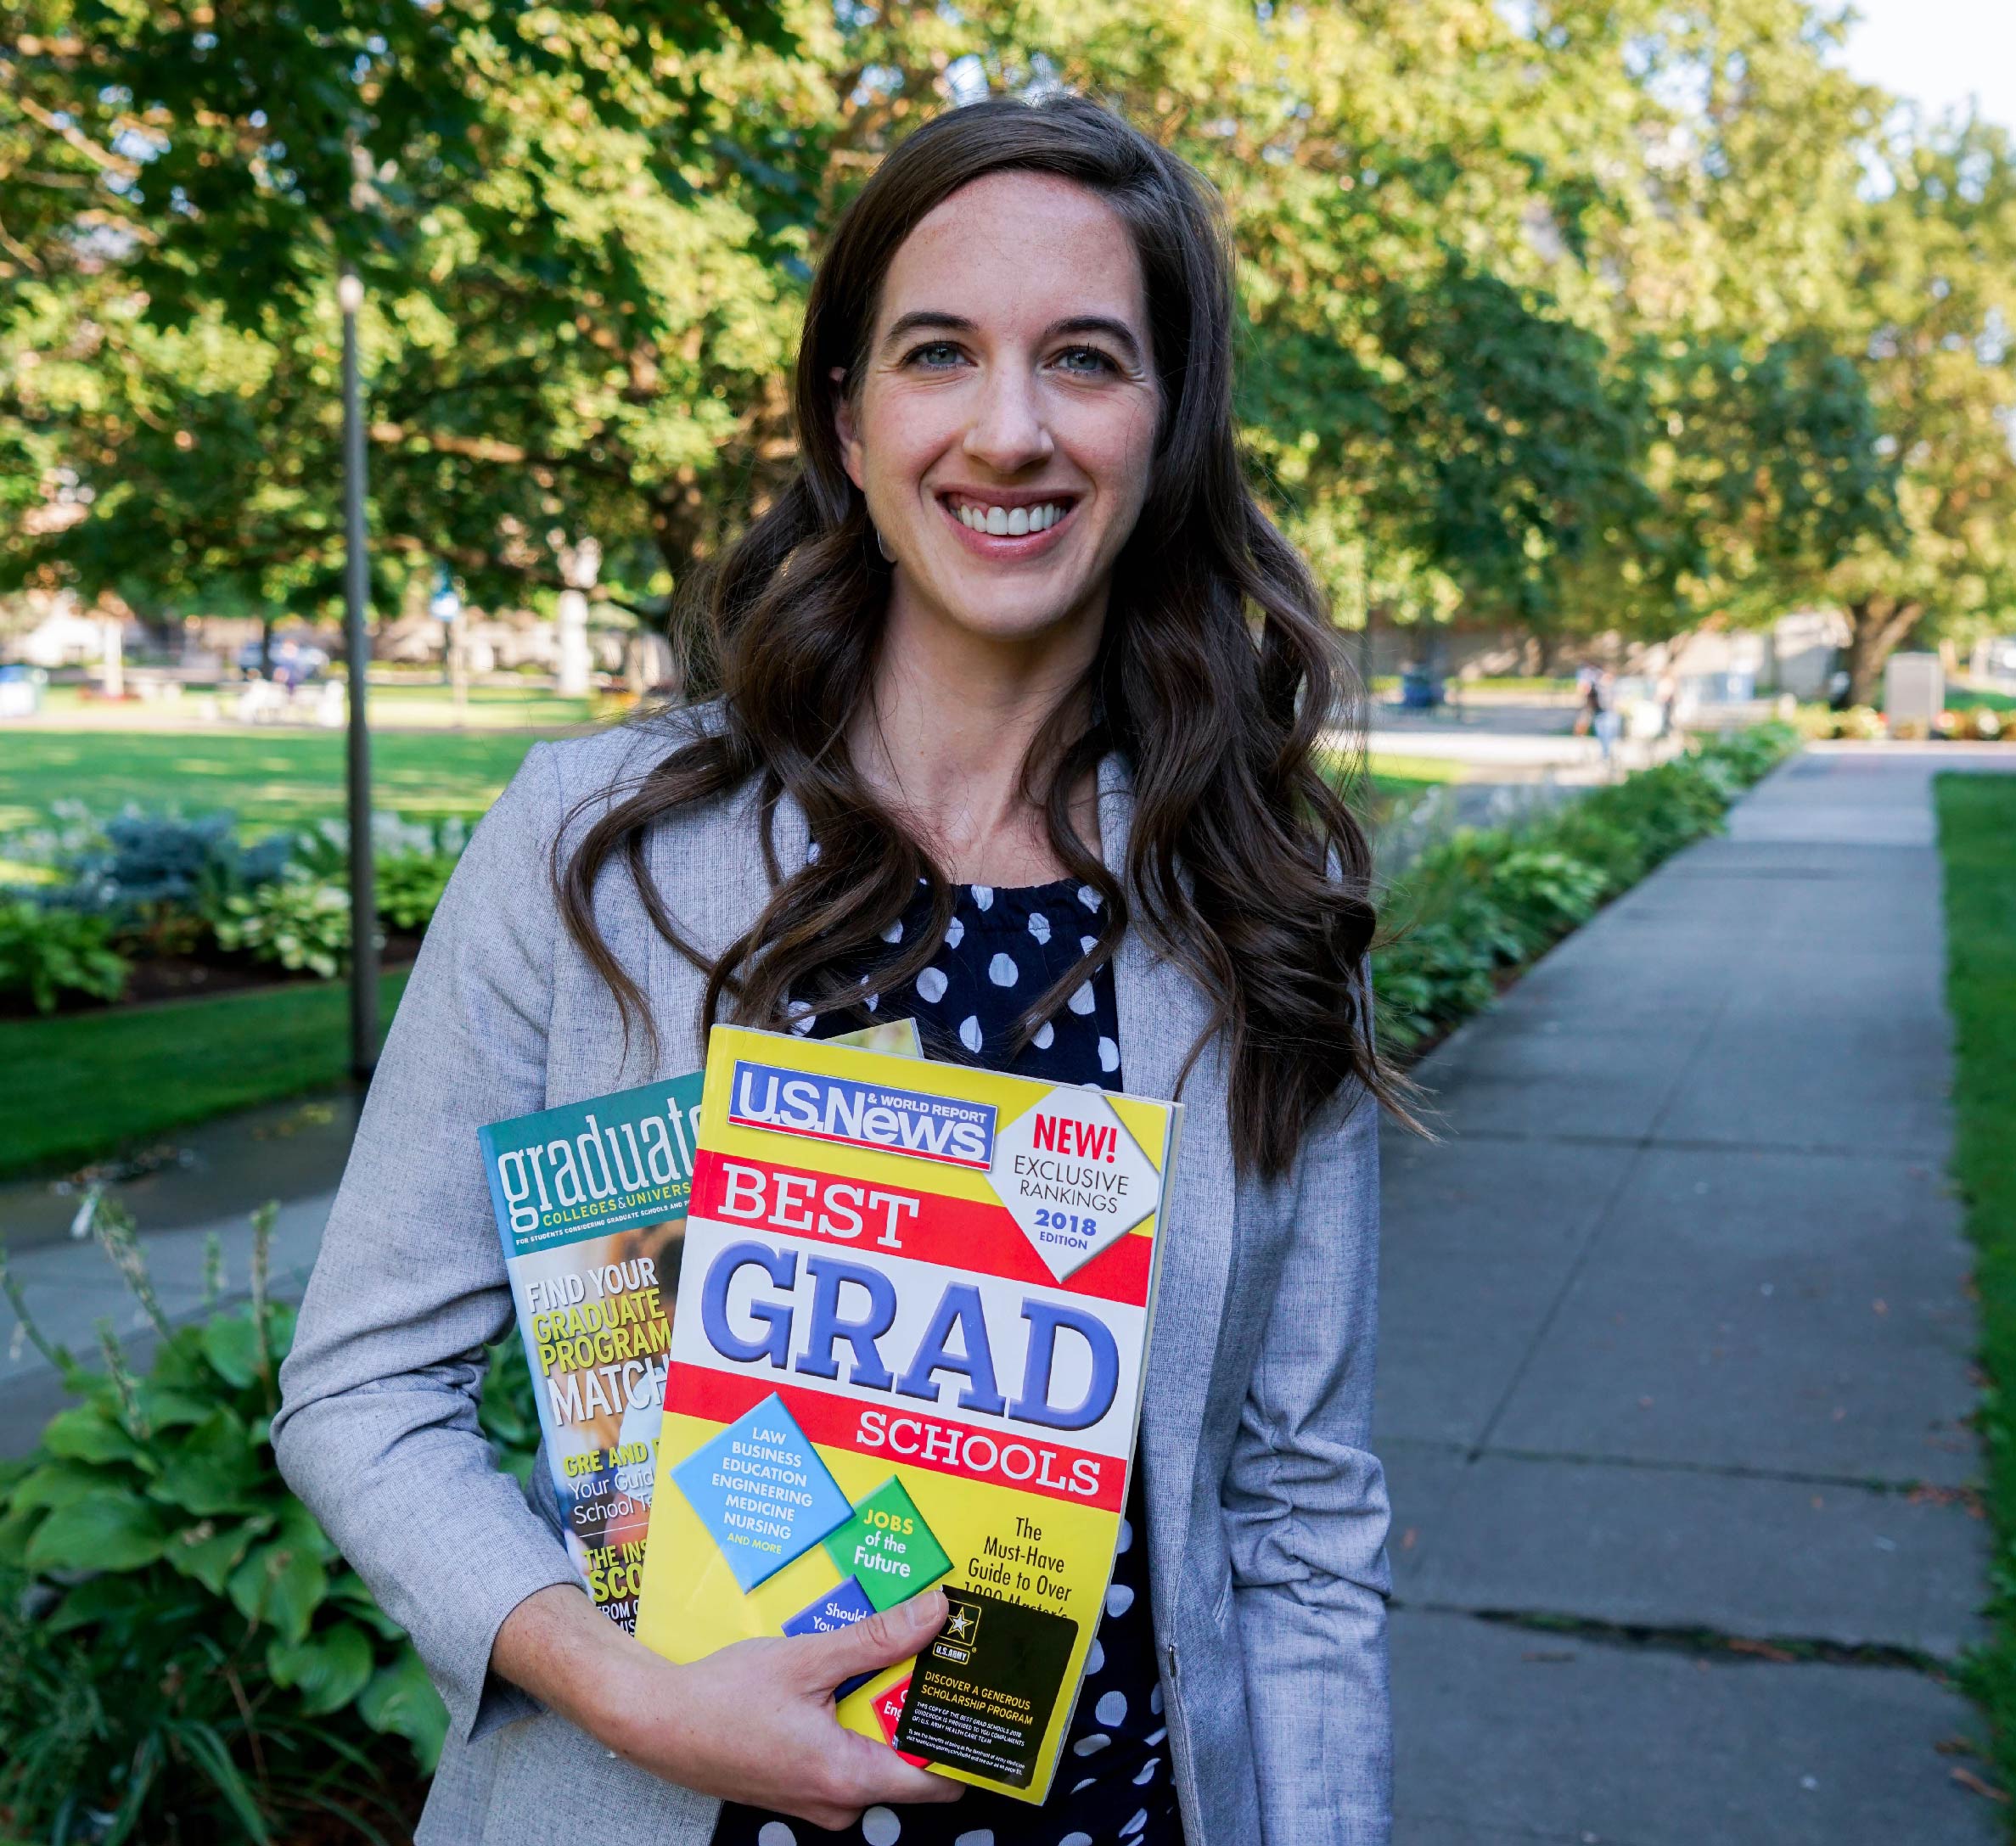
[27,810,292,959]
[0,1196,542,1843]
[287,816,465,938]
[0,901,131,1015]
[213,874,353,979]
[1374,722,1796,1049]
[375,856,454,934]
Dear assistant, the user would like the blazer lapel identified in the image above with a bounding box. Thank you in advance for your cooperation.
[1098,755,1237,1578]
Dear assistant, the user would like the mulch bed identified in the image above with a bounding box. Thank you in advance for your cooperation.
[2,932,424,1020]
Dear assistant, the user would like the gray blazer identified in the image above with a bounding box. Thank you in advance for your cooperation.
[273,713,1391,1845]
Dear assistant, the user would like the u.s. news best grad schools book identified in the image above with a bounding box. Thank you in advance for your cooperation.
[477,1021,918,1631]
[634,1024,1181,1803]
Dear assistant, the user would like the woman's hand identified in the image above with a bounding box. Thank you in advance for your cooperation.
[495,1581,963,1829]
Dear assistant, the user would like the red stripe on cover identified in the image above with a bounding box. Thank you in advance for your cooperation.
[665,1365,1129,1512]
[688,1149,1153,1305]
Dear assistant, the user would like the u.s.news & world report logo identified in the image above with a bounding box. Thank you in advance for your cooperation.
[727,1061,996,1170]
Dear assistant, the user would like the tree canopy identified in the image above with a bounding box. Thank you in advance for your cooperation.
[3,0,2012,685]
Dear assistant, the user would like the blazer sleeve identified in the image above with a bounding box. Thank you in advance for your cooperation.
[1221,1071,1392,1845]
[272,742,584,1743]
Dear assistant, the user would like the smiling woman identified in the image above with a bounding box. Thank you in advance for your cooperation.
[275,93,1396,1846]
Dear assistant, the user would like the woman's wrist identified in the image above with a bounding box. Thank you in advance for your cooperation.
[492,1583,669,1751]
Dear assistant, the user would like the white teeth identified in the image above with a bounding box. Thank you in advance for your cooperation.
[953,500,1065,534]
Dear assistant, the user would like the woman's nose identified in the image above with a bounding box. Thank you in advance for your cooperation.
[962,366,1054,473]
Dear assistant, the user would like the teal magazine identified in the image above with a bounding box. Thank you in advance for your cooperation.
[477,1019,921,1630]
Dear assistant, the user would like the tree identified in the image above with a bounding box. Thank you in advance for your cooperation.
[1,0,805,620]
[1823,120,2016,702]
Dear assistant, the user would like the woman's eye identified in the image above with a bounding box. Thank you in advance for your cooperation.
[904,341,966,369]
[1054,346,1118,375]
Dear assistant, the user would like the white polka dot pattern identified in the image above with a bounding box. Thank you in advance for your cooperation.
[917,966,948,1003]
[861,1809,901,1846]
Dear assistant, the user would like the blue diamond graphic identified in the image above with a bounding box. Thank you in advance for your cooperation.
[669,1393,853,1591]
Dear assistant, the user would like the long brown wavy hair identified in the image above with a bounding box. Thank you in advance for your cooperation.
[556,92,1397,1180]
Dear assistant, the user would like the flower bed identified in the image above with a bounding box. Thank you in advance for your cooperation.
[0,807,469,1018]
[1372,723,1800,1052]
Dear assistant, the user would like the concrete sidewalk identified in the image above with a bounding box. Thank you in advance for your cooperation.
[1379,744,2012,1843]
[0,1189,333,1458]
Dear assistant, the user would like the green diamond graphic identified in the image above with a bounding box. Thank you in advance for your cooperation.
[821,1477,953,1612]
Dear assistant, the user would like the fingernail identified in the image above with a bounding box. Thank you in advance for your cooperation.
[901,1587,947,1634]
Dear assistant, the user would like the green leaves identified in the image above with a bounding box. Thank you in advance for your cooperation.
[0,1198,540,1839]
[24,1489,171,1573]
[268,1624,376,1718]
[0,900,130,1015]
[357,1644,451,1772]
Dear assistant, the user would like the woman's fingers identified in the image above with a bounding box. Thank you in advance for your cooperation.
[832,1724,968,1812]
[797,1586,949,1693]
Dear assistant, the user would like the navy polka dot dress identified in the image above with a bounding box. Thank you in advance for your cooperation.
[710,876,1183,1846]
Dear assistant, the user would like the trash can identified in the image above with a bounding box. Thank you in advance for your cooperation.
[0,664,46,720]
[1400,668,1442,710]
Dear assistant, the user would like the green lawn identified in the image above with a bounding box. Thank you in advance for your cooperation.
[0,722,1463,836]
[0,972,411,1178]
[1939,772,2016,1809]
[0,726,558,833]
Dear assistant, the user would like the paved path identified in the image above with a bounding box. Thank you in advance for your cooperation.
[1379,743,2012,1843]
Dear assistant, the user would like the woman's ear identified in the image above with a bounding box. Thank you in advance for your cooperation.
[832,366,866,491]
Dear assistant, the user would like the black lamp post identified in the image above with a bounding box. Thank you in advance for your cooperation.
[339,261,379,1083]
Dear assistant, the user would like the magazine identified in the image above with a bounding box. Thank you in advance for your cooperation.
[633,1024,1180,1802]
[477,1020,919,1630]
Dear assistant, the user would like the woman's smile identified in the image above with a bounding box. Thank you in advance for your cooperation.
[935,486,1082,558]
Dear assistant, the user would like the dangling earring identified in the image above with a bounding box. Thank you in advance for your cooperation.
[874,525,896,564]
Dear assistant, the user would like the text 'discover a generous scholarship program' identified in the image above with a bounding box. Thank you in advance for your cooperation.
[635,1024,1180,1804]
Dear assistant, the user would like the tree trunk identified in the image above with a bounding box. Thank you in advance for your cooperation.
[1842,595,1924,707]
[554,536,601,699]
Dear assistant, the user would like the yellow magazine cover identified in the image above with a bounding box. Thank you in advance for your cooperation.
[635,1024,1179,1804]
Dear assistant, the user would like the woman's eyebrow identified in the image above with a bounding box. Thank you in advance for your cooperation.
[879,309,1144,365]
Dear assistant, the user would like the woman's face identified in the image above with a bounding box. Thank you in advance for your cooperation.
[836,171,1160,653]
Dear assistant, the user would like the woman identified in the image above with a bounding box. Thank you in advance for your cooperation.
[275,93,1395,1846]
